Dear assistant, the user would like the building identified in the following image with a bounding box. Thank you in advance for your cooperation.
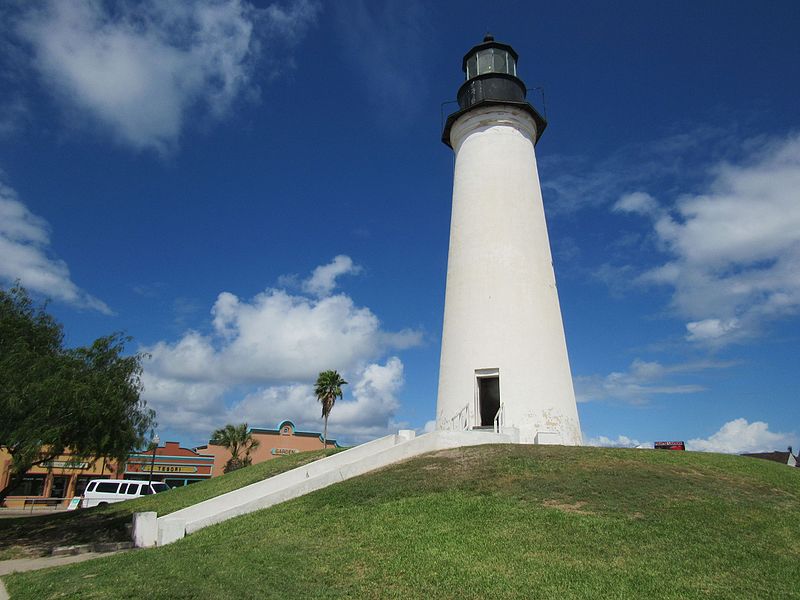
[742,447,798,467]
[195,420,338,474]
[436,35,582,445]
[0,420,335,508]
[125,441,214,488]
[0,442,214,508]
[0,450,119,507]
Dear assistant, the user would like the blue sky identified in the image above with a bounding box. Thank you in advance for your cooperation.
[1,0,798,453]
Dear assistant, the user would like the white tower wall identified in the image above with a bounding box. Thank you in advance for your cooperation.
[436,105,582,445]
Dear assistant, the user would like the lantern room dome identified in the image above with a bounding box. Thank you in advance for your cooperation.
[462,34,519,80]
[442,35,547,148]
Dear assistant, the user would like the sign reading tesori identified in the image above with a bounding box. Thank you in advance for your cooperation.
[654,441,686,451]
[126,463,200,474]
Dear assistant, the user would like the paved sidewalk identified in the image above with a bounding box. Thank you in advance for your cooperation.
[0,551,123,600]
[0,508,68,519]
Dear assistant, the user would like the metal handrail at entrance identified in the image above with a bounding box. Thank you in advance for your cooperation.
[493,403,505,434]
[449,404,471,431]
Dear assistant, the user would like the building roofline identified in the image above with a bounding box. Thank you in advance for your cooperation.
[198,420,340,448]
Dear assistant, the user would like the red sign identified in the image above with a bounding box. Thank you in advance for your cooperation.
[654,441,686,451]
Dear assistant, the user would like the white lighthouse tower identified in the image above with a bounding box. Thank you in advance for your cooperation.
[436,35,582,445]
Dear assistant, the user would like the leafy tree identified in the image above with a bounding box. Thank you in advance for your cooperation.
[0,284,155,503]
[314,370,347,448]
[210,423,260,473]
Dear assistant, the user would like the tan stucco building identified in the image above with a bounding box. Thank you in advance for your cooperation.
[1,420,335,508]
[0,449,120,508]
[0,442,214,508]
[195,420,338,474]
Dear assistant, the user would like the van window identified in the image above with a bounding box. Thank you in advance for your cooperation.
[140,485,153,495]
[152,483,170,493]
[126,484,140,495]
[118,483,129,494]
[96,482,119,493]
[86,481,97,493]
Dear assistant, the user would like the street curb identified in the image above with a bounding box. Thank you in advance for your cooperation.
[51,542,133,556]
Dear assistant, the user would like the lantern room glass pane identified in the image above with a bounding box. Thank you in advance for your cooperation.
[468,47,518,78]
[477,50,493,75]
[466,55,477,79]
[493,51,507,74]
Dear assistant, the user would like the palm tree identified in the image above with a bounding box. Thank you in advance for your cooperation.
[210,423,260,473]
[314,370,347,448]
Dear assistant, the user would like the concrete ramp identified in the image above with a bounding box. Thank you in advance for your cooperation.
[146,429,517,546]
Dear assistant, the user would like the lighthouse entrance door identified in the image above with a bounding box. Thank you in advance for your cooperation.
[477,375,500,427]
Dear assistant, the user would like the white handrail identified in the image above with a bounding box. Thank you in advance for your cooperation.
[493,403,505,434]
[449,403,470,431]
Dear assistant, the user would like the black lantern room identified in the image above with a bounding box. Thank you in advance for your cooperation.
[442,35,547,148]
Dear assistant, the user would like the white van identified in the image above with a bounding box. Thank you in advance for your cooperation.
[81,479,170,508]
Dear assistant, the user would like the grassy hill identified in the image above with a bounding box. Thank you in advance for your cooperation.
[4,444,800,599]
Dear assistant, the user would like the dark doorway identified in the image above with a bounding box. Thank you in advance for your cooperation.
[50,476,69,498]
[478,376,500,426]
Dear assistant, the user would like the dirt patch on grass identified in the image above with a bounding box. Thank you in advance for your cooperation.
[542,499,593,515]
[429,448,465,458]
[430,447,480,463]
[421,447,484,471]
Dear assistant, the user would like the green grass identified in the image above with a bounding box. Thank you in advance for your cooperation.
[0,449,340,559]
[4,445,800,599]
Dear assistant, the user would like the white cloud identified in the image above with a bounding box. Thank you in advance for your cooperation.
[420,419,437,434]
[138,374,229,437]
[145,357,406,444]
[684,318,740,342]
[613,191,659,216]
[542,126,734,215]
[625,133,800,345]
[15,0,320,152]
[0,181,110,313]
[144,255,423,386]
[226,357,405,442]
[687,418,796,454]
[302,255,362,297]
[585,434,648,449]
[141,257,422,442]
[335,357,404,435]
[573,358,720,404]
[147,287,417,384]
[262,0,320,39]
[586,418,796,454]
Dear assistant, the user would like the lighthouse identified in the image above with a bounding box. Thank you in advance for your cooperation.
[436,35,582,445]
